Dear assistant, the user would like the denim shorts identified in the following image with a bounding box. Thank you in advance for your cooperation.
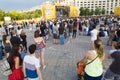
[36,48,45,53]
[103,68,120,80]
[69,32,72,38]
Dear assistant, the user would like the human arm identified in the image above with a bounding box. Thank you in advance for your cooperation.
[23,62,27,80]
[36,67,43,80]
[35,60,43,80]
[100,52,105,61]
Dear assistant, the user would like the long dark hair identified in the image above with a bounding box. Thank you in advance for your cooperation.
[34,30,40,38]
[7,45,23,69]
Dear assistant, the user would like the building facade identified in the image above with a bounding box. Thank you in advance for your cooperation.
[54,0,120,14]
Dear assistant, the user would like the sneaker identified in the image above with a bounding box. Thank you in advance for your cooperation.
[42,65,46,70]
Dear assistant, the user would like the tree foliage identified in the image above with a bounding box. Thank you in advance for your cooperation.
[101,8,105,14]
[79,7,105,16]
[94,7,101,15]
[0,9,42,21]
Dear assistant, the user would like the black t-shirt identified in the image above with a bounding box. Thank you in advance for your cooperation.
[40,26,46,36]
[10,36,21,46]
[68,24,73,33]
[20,35,27,42]
[109,51,120,74]
[58,27,64,35]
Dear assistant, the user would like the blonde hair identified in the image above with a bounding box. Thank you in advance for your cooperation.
[21,30,25,36]
[94,39,104,58]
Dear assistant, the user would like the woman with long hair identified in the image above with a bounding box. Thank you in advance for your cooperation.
[7,45,23,80]
[34,30,46,69]
[82,39,105,80]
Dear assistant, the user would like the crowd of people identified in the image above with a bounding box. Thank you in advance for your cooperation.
[0,16,120,80]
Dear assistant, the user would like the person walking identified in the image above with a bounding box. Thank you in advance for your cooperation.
[34,30,46,69]
[7,45,23,80]
[23,44,43,80]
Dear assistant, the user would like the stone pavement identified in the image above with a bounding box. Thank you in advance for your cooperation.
[0,29,113,80]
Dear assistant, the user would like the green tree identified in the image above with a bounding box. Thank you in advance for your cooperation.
[101,8,105,14]
[0,9,42,21]
[79,7,85,16]
[89,9,94,15]
[95,7,101,15]
[0,9,5,21]
[84,8,90,16]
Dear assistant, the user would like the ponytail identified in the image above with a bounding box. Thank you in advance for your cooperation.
[94,39,104,58]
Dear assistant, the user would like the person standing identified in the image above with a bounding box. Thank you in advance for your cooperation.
[23,44,43,80]
[90,25,99,49]
[67,20,73,43]
[10,30,21,47]
[73,19,77,38]
[58,23,65,45]
[116,25,120,42]
[52,22,58,44]
[103,42,120,80]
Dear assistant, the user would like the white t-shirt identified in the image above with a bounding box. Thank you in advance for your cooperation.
[23,55,40,79]
[91,29,99,41]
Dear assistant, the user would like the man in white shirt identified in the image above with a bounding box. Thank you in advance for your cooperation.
[90,25,99,49]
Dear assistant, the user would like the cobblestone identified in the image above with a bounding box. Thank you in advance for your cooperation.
[0,29,113,80]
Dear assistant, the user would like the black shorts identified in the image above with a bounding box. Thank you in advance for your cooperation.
[53,34,58,39]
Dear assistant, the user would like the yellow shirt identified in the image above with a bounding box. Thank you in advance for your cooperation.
[85,50,103,77]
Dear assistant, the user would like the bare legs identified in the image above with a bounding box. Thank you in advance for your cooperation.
[38,51,46,69]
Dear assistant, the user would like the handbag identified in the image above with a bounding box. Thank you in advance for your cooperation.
[77,55,98,75]
[36,41,45,50]
[0,59,12,76]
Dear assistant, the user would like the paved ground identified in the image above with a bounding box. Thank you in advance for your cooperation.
[0,29,113,80]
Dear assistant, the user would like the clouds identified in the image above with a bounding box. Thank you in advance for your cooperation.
[0,0,45,11]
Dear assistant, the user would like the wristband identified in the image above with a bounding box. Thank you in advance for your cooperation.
[24,76,27,78]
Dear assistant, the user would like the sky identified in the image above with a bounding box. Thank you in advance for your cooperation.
[0,0,47,11]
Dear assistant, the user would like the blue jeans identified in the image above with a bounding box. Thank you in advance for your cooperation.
[84,72,103,80]
[87,28,93,36]
[59,34,64,45]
